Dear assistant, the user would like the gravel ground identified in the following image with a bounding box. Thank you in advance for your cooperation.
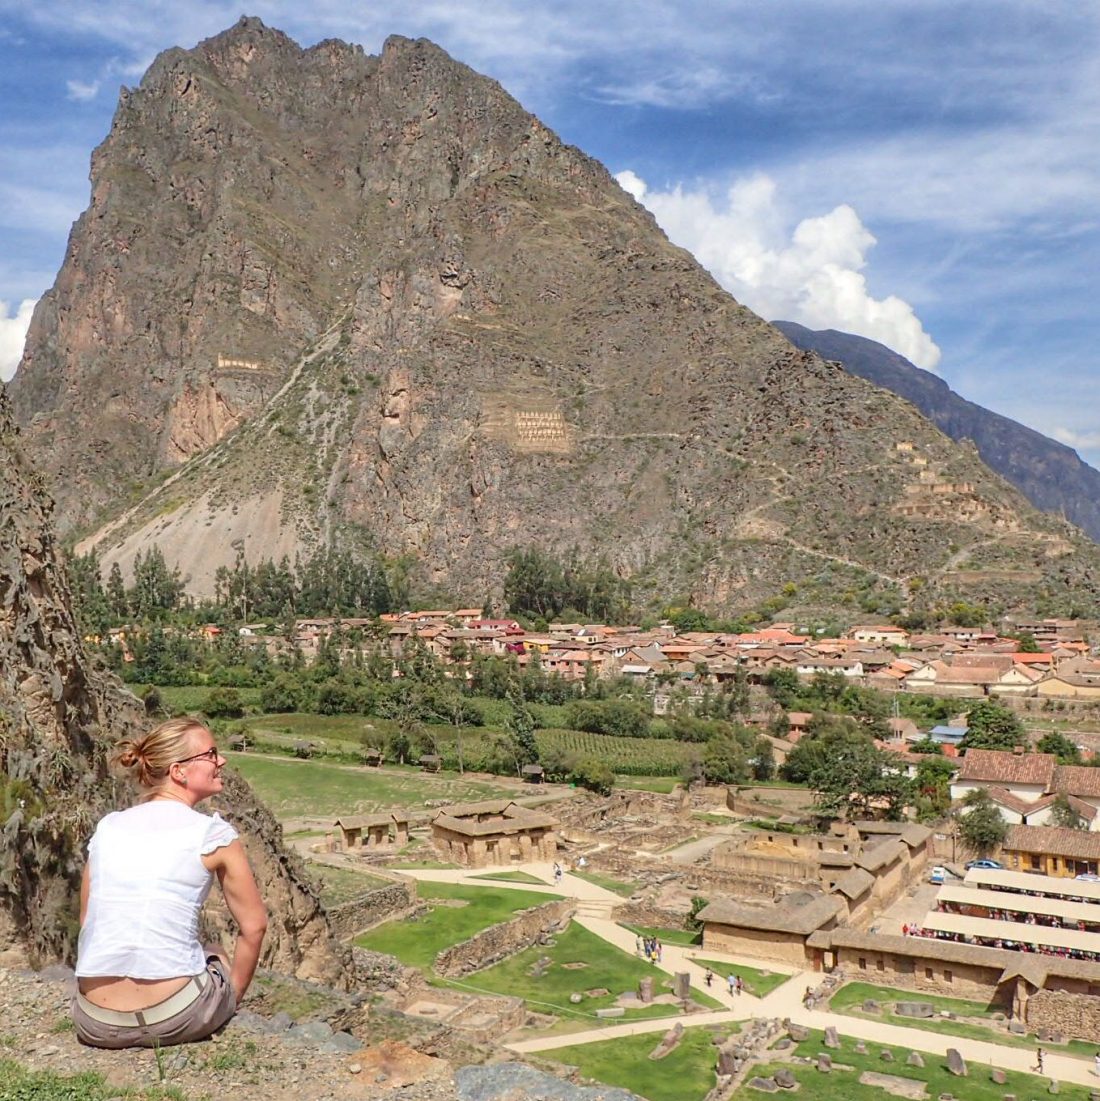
[0,966,640,1101]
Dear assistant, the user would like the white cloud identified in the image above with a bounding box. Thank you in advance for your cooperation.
[65,78,101,101]
[618,170,941,370]
[1053,427,1100,453]
[0,298,36,381]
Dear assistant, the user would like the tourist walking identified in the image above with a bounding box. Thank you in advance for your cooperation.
[704,969,714,988]
[727,973,736,997]
[1094,1051,1100,1077]
[553,862,563,884]
[736,975,744,996]
[1035,1047,1045,1074]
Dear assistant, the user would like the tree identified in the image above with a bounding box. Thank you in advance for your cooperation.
[912,754,956,821]
[1036,731,1081,764]
[1050,793,1087,830]
[960,700,1025,752]
[506,687,540,774]
[702,733,750,785]
[751,736,776,782]
[957,789,1008,856]
[809,739,910,820]
[571,756,615,795]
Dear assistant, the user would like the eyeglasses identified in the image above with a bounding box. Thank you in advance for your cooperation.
[176,746,220,766]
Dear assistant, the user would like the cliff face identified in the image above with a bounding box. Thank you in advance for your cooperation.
[774,322,1100,544]
[10,18,1100,616]
[0,389,347,981]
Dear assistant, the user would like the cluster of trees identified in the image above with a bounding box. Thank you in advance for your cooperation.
[502,547,632,623]
[68,545,394,633]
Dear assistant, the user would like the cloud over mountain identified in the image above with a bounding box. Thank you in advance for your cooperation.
[617,170,941,371]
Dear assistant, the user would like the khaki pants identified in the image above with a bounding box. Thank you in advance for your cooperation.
[73,959,236,1049]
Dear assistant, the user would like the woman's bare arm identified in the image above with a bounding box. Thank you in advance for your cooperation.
[203,840,268,1004]
[79,864,90,926]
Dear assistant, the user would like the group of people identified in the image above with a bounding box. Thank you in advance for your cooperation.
[636,935,663,963]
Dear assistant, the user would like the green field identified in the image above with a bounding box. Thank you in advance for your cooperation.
[689,958,791,998]
[470,870,547,884]
[354,882,555,969]
[452,921,722,1019]
[226,753,516,817]
[548,1023,730,1101]
[731,1028,1099,1101]
[570,869,638,897]
[830,981,1094,1058]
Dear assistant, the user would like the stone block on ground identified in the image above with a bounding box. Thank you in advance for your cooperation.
[991,1069,1006,1084]
[817,1054,832,1072]
[773,1038,792,1051]
[569,993,583,1004]
[638,977,654,1004]
[1008,1021,1026,1034]
[595,1007,625,1019]
[824,1026,840,1048]
[896,1002,935,1019]
[648,1023,684,1061]
[747,1077,779,1093]
[880,1050,894,1062]
[788,1024,809,1042]
[1049,1083,1059,1095]
[774,1069,796,1090]
[863,999,881,1013]
[946,1048,967,1077]
[854,1041,867,1055]
[907,1052,924,1068]
[674,972,691,1000]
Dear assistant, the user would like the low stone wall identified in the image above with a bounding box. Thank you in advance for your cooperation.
[434,899,575,978]
[1026,989,1100,1043]
[327,879,421,938]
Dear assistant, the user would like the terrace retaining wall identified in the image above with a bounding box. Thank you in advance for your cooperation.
[327,879,422,938]
[434,899,575,978]
[1026,989,1100,1043]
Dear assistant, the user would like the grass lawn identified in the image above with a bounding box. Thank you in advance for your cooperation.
[226,752,515,817]
[307,863,391,906]
[453,922,722,1019]
[354,882,555,970]
[571,869,638,897]
[547,1023,730,1101]
[621,923,700,947]
[830,980,1095,1059]
[730,1028,1100,1101]
[471,870,547,884]
[690,958,792,998]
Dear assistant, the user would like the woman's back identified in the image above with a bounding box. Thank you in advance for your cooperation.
[77,801,237,980]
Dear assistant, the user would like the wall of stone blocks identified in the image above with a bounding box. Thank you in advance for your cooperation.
[326,880,421,938]
[832,945,1008,1006]
[434,899,576,978]
[1026,990,1100,1043]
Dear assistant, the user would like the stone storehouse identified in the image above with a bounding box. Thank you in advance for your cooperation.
[333,812,410,850]
[430,800,559,867]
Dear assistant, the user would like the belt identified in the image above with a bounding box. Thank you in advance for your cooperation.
[77,969,209,1027]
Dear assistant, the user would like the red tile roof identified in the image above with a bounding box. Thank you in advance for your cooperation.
[956,749,1057,789]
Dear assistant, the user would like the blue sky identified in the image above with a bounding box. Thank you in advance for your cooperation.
[2,2,1099,464]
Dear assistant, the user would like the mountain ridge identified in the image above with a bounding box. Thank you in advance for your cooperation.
[773,321,1100,543]
[8,18,1100,619]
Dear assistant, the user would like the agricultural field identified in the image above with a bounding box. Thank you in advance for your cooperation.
[226,753,518,818]
[547,1022,730,1101]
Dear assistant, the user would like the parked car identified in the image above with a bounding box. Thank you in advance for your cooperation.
[965,858,1004,870]
[929,865,947,884]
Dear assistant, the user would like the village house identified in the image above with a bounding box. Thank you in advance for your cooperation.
[332,812,410,850]
[847,624,911,647]
[1000,824,1100,878]
[951,749,1058,805]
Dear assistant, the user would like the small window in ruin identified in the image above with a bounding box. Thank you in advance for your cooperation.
[944,969,953,983]
[859,957,867,970]
[925,967,934,980]
[876,958,885,972]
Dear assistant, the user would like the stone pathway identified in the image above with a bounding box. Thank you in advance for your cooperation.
[400,860,1100,1089]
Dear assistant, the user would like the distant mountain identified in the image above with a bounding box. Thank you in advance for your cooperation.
[774,322,1100,543]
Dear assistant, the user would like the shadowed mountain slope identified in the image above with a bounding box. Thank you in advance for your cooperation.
[774,321,1100,543]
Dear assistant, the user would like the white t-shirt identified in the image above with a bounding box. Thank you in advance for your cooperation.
[76,801,238,979]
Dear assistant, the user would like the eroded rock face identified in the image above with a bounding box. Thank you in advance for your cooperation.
[0,390,348,983]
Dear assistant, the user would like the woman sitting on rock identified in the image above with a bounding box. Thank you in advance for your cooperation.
[73,717,268,1048]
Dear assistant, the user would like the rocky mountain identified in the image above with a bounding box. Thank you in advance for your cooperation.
[8,18,1100,618]
[774,321,1100,544]
[0,391,347,980]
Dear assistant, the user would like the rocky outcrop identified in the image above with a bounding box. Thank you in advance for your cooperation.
[0,389,347,983]
[12,19,1100,616]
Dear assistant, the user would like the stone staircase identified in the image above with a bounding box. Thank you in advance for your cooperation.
[573,898,617,920]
